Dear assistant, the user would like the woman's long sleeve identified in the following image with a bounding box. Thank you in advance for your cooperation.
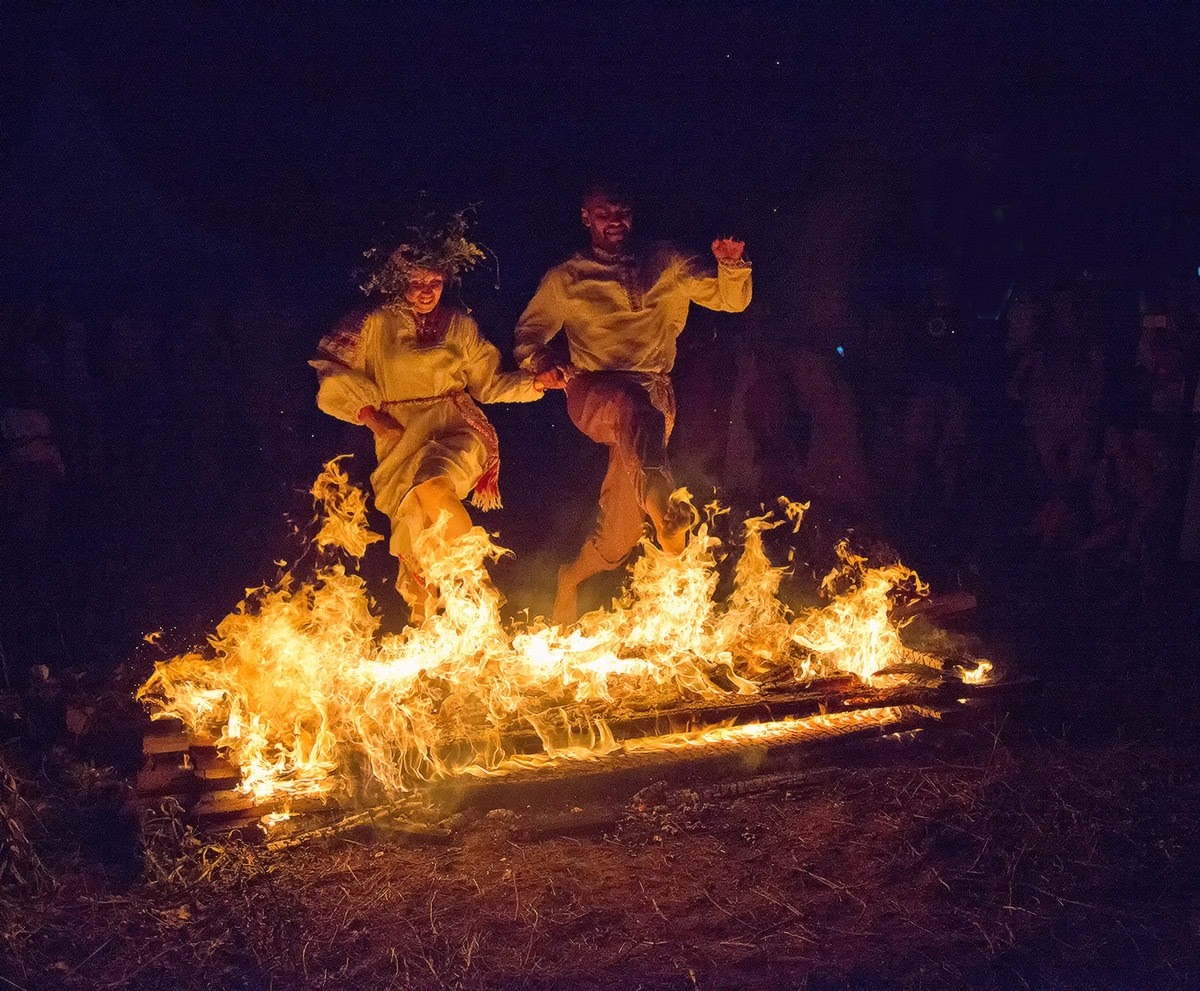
[513,269,567,372]
[461,321,543,404]
[312,364,383,423]
[309,311,383,423]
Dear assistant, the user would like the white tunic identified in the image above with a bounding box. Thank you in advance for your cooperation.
[310,306,541,521]
[514,242,752,375]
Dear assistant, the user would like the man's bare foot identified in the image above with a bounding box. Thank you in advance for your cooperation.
[657,525,686,556]
[651,491,694,556]
[552,564,579,627]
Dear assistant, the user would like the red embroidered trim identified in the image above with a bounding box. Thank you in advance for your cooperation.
[315,307,371,367]
[449,392,503,511]
[412,305,452,346]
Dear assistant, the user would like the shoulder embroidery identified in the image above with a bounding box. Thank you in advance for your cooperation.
[315,308,371,368]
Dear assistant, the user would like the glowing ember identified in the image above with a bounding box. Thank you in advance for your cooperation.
[137,458,969,806]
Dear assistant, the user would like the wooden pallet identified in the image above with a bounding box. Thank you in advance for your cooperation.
[135,667,1026,832]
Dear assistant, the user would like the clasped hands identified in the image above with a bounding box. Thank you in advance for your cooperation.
[532,364,574,392]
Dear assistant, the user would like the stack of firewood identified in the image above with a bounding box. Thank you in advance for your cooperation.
[135,717,265,826]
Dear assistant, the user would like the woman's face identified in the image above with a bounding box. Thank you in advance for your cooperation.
[405,268,446,314]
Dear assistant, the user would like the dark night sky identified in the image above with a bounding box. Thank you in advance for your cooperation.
[4,2,1199,315]
[2,1,1199,665]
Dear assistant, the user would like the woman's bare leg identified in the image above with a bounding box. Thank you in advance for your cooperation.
[411,476,472,542]
[397,477,473,624]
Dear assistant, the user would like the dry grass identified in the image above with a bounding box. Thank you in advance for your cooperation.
[1,714,1197,991]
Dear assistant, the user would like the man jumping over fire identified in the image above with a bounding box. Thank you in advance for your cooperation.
[310,213,557,623]
[515,181,752,624]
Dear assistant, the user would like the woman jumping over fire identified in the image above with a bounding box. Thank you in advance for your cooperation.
[309,213,558,623]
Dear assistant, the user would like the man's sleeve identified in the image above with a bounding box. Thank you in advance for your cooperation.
[308,309,383,423]
[514,268,567,372]
[678,252,753,313]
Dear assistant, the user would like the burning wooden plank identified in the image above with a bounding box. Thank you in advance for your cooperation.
[427,703,943,816]
[254,703,946,849]
[135,667,1017,833]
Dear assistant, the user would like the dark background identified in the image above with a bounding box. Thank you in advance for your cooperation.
[6,4,1198,302]
[2,2,1198,677]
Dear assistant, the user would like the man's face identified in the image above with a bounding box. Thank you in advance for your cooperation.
[404,267,446,315]
[581,195,633,254]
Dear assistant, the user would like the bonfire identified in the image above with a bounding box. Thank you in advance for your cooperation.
[136,458,989,822]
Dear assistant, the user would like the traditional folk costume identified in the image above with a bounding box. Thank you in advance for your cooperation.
[515,242,751,571]
[310,304,541,605]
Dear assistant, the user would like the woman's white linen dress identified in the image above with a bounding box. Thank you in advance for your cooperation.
[310,304,541,600]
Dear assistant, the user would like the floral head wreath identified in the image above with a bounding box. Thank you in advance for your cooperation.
[359,210,486,311]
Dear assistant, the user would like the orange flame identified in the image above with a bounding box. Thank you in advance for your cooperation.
[136,459,968,805]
